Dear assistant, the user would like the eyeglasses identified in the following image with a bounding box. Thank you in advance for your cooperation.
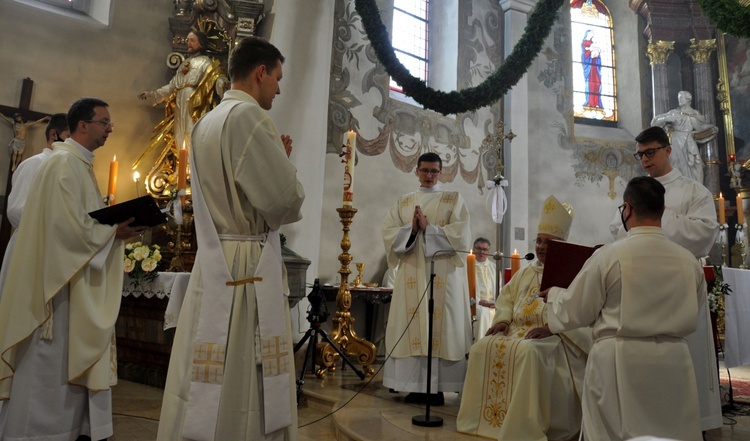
[633,145,666,160]
[85,119,114,129]
[418,168,441,176]
[618,203,627,215]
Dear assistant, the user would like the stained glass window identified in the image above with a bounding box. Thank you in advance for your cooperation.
[570,0,617,123]
[390,0,429,93]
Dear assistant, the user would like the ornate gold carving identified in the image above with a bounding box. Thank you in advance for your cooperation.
[716,33,737,165]
[646,40,675,65]
[687,38,717,64]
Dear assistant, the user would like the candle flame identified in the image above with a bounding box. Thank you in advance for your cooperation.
[513,248,518,254]
[113,155,117,161]
[182,141,187,150]
[720,192,723,198]
[133,171,140,182]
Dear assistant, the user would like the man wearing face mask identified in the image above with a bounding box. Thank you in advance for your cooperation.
[609,126,721,433]
[0,113,70,300]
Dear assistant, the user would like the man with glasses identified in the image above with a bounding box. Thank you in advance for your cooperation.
[381,152,472,405]
[609,125,721,433]
[0,97,146,440]
[471,237,496,338]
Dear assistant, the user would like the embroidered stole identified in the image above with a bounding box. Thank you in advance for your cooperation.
[399,191,455,357]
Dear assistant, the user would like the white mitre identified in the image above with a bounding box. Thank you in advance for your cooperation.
[537,195,574,240]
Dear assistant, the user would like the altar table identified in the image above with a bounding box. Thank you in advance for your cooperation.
[722,267,750,368]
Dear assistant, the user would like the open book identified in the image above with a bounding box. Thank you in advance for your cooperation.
[540,240,603,291]
[89,195,167,228]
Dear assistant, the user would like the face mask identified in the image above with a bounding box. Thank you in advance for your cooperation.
[620,207,631,232]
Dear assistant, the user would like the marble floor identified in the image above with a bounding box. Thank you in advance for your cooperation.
[111,360,750,440]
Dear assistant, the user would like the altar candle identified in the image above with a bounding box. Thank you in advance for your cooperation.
[719,192,726,224]
[107,155,118,206]
[510,249,521,280]
[467,251,476,298]
[178,144,188,205]
[343,130,356,206]
[133,171,141,197]
[738,193,745,225]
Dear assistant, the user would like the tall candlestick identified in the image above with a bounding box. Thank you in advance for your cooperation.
[510,248,521,280]
[738,193,745,225]
[177,144,188,206]
[107,155,118,206]
[719,192,726,224]
[467,252,476,315]
[342,130,356,207]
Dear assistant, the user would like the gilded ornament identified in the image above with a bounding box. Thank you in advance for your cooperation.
[646,40,675,65]
[687,38,716,64]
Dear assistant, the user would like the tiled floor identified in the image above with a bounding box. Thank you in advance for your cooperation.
[111,360,750,440]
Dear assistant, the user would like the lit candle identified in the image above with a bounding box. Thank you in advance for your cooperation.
[738,193,745,225]
[343,130,356,207]
[719,192,726,225]
[467,251,476,316]
[133,171,141,197]
[178,143,188,206]
[510,248,521,280]
[107,155,118,206]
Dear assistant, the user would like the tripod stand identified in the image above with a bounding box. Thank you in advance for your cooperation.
[294,279,365,398]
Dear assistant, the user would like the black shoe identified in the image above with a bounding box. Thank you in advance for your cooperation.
[404,392,424,403]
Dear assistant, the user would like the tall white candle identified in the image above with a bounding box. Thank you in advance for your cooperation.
[343,130,356,207]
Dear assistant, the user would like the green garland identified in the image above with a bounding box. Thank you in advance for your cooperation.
[697,0,750,39]
[354,0,565,115]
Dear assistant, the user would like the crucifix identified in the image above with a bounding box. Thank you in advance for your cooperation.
[0,78,52,263]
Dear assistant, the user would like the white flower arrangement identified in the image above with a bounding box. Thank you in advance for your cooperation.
[124,241,162,283]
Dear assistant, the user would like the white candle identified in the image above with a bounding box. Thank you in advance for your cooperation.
[343,130,356,207]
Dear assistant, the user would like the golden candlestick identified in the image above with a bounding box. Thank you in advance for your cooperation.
[316,207,376,377]
[720,224,728,267]
[738,224,748,269]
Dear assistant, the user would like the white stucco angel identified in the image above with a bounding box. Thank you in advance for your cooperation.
[651,91,718,185]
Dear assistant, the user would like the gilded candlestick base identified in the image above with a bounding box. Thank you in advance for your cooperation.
[315,207,376,377]
[738,224,747,269]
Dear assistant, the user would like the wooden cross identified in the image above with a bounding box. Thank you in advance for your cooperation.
[0,78,51,264]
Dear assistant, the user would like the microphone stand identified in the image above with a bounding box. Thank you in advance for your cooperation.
[411,249,534,428]
[412,253,445,427]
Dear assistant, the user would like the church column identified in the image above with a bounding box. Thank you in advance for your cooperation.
[498,0,532,257]
[646,40,675,116]
[687,38,719,195]
[262,0,336,337]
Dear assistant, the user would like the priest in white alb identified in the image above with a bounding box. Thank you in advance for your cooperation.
[471,237,496,339]
[0,98,146,439]
[381,152,472,405]
[157,36,304,441]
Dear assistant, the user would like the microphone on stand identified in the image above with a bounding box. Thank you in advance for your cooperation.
[492,252,535,261]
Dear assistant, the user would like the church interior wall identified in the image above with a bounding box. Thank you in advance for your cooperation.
[0,0,174,205]
[525,1,647,249]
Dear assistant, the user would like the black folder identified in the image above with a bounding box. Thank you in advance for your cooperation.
[88,196,167,228]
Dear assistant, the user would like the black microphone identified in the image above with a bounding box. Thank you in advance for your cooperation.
[492,252,535,261]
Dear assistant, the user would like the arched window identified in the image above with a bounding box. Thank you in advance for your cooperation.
[390,0,429,93]
[570,0,617,124]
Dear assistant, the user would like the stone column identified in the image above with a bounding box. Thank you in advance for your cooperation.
[498,0,533,257]
[687,38,719,195]
[646,40,675,116]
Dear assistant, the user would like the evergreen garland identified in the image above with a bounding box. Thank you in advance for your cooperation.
[354,0,565,115]
[697,0,750,39]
